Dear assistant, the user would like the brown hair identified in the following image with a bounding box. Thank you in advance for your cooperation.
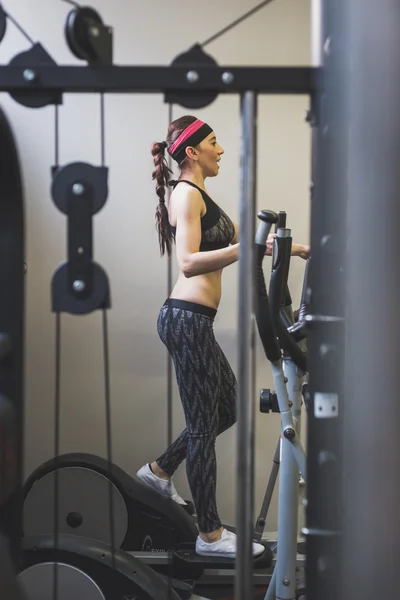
[152,115,198,256]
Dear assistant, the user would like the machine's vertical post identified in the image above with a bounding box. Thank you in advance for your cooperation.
[236,90,258,600]
[274,359,302,600]
[306,0,345,599]
[166,104,174,510]
[0,109,25,567]
[340,2,400,599]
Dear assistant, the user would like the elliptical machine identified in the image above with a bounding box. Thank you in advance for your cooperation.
[21,209,308,598]
[20,207,276,585]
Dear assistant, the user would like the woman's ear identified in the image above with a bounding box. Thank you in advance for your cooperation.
[185,146,198,161]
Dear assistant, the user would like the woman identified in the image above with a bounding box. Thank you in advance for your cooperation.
[137,115,310,558]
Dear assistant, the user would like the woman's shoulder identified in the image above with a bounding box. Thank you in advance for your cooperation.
[171,182,205,213]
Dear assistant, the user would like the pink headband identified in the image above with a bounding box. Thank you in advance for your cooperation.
[168,120,205,156]
[167,119,213,163]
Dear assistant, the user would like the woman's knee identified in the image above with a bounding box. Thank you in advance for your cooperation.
[188,428,218,441]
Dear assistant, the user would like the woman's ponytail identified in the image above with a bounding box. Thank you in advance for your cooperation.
[151,141,174,256]
[152,115,198,256]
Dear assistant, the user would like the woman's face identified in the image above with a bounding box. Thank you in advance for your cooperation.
[196,132,225,177]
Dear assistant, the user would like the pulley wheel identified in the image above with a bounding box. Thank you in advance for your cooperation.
[19,562,106,600]
[165,43,219,109]
[23,466,128,548]
[65,7,104,63]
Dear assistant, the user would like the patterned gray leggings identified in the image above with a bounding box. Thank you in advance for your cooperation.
[156,298,237,533]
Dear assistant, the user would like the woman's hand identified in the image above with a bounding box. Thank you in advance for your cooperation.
[265,233,276,256]
[265,234,311,261]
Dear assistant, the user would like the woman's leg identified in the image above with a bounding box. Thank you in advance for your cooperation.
[214,341,237,433]
[155,303,223,534]
[155,341,237,478]
[146,302,265,557]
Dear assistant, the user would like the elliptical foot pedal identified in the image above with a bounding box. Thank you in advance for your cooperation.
[173,541,273,578]
[159,575,195,600]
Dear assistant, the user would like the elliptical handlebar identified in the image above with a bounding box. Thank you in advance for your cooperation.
[269,229,308,373]
[288,258,310,342]
[255,210,281,362]
[255,209,278,246]
[275,211,292,311]
[254,210,308,372]
[297,258,310,323]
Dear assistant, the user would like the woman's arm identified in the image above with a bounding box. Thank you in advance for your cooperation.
[234,224,310,260]
[265,234,310,260]
[231,221,240,245]
[291,243,311,260]
[175,188,239,278]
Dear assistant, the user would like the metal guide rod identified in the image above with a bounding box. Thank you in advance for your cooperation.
[236,90,258,600]
[340,1,400,598]
[311,0,323,67]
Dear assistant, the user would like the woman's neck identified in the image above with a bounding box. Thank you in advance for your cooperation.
[179,168,206,190]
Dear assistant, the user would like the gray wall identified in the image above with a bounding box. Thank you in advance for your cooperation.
[0,0,310,531]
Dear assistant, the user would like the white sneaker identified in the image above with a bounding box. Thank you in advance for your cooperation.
[195,528,265,559]
[136,464,188,507]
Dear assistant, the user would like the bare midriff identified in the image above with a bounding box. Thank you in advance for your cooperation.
[170,269,223,310]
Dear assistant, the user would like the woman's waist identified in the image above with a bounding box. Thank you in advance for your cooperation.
[170,272,222,310]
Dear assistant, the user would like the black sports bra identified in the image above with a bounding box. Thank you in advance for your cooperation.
[169,180,235,252]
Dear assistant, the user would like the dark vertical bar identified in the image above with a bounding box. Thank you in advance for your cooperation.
[0,107,25,567]
[166,104,174,457]
[166,104,174,562]
[340,2,400,599]
[305,0,345,599]
[236,90,258,600]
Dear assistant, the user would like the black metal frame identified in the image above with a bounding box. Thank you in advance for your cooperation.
[330,2,400,600]
[305,3,344,600]
[0,64,316,95]
[0,105,24,571]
